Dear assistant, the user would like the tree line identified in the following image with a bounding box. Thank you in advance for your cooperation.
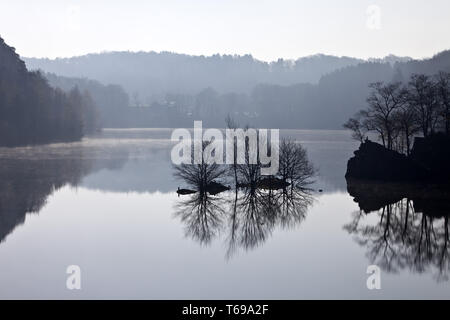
[25,52,367,101]
[0,37,99,147]
[44,72,129,128]
[344,71,450,155]
[26,48,450,130]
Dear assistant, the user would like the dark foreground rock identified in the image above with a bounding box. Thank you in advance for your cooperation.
[346,134,450,183]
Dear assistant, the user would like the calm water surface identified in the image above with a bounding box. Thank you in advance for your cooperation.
[0,129,449,299]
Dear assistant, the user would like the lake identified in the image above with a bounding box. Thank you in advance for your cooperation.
[0,129,449,299]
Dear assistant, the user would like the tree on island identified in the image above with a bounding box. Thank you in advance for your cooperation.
[344,71,450,155]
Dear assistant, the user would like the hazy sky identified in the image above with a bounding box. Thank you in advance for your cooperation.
[1,0,449,61]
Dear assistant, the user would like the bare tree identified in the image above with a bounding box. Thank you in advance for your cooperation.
[173,141,227,192]
[407,74,440,137]
[393,100,420,155]
[278,138,315,191]
[343,112,367,143]
[236,136,262,190]
[435,71,450,135]
[359,109,388,147]
[344,71,450,156]
[365,82,406,150]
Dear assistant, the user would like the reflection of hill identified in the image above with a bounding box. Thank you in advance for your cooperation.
[0,138,182,244]
[0,146,128,243]
[80,147,177,193]
[346,179,450,281]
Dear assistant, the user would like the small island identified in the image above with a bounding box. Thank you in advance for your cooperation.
[344,72,450,185]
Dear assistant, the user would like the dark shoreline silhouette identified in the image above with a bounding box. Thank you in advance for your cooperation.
[346,133,450,184]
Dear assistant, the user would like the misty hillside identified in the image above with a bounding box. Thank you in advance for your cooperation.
[0,37,28,75]
[32,49,450,129]
[43,73,129,127]
[256,50,450,129]
[24,52,382,101]
[0,36,97,146]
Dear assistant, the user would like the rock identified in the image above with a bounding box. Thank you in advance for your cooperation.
[177,188,197,196]
[205,181,230,195]
[178,182,231,196]
[345,140,427,181]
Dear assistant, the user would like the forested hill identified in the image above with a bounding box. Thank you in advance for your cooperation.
[24,52,408,101]
[23,46,450,130]
[0,37,27,75]
[43,72,129,128]
[0,37,98,147]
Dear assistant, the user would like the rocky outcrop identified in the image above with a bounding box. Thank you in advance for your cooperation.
[346,135,450,217]
[206,181,231,195]
[345,140,428,181]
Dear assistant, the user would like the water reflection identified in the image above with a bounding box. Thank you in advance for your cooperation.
[0,146,128,243]
[345,179,450,281]
[2,130,448,298]
[173,136,316,258]
[227,188,313,258]
[175,187,313,258]
[175,192,227,245]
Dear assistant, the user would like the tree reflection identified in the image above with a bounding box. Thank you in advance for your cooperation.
[175,186,313,259]
[173,134,316,258]
[345,179,450,281]
[175,191,226,246]
[226,187,313,258]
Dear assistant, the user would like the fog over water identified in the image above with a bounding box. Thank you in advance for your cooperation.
[0,130,449,299]
[1,0,450,301]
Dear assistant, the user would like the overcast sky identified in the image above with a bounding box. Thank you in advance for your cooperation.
[1,0,449,61]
